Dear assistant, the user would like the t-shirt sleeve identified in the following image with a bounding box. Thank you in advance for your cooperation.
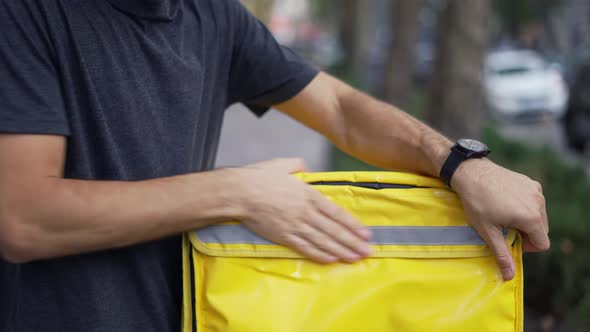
[226,0,319,116]
[0,4,70,135]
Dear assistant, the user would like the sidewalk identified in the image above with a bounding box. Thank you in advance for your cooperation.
[215,104,331,171]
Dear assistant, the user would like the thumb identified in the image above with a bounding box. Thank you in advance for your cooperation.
[248,158,308,174]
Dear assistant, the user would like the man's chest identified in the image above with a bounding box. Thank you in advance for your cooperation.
[48,1,232,124]
[43,1,235,176]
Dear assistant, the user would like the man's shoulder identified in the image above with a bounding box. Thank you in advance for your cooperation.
[189,0,246,19]
[0,0,63,35]
[0,0,58,16]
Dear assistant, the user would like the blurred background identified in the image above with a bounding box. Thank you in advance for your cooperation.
[215,1,590,331]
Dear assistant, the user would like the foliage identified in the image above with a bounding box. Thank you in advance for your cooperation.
[483,127,590,328]
[308,0,337,21]
[331,126,590,328]
[493,0,565,38]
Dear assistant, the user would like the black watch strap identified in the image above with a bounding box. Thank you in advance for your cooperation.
[440,148,467,189]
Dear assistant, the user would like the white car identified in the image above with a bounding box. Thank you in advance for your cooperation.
[484,50,568,118]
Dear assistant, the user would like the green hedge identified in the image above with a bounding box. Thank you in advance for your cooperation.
[331,126,590,328]
[483,127,590,328]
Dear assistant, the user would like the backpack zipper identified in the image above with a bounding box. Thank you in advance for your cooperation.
[308,181,425,190]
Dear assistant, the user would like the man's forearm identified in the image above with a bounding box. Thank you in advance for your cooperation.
[335,87,452,177]
[277,73,549,280]
[0,169,241,263]
[276,73,453,177]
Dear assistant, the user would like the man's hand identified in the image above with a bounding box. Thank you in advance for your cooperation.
[276,72,550,280]
[452,159,550,281]
[233,158,372,264]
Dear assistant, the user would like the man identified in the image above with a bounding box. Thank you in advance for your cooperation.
[0,0,548,331]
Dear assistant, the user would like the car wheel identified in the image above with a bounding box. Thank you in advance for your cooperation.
[567,135,586,152]
[564,111,589,152]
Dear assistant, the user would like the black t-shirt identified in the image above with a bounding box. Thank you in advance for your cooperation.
[0,0,318,331]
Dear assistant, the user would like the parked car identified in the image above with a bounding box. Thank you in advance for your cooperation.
[563,56,590,152]
[484,49,568,119]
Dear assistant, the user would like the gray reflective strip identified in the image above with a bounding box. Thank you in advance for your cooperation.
[195,225,498,246]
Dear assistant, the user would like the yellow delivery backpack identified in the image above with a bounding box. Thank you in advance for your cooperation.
[182,172,523,332]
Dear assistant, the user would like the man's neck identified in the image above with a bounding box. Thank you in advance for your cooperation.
[106,0,180,21]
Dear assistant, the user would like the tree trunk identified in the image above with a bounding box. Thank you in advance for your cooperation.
[382,0,422,111]
[425,0,489,139]
[338,0,359,74]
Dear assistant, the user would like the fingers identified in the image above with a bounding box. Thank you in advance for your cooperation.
[303,187,371,262]
[279,186,371,264]
[532,180,549,236]
[522,227,550,251]
[296,222,367,263]
[515,206,550,251]
[283,234,338,264]
[505,180,549,252]
[485,227,516,281]
[307,212,371,258]
[522,235,547,252]
[532,180,543,194]
[307,187,372,240]
[251,158,308,174]
[285,191,371,263]
[471,220,515,281]
[539,193,549,235]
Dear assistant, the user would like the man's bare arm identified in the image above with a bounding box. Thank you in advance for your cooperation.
[0,134,245,262]
[276,73,452,176]
[276,72,549,280]
[0,134,370,264]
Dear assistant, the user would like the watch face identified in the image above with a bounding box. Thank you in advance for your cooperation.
[457,138,488,153]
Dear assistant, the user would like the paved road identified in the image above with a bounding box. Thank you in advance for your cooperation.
[215,104,331,171]
[497,116,590,174]
[216,104,589,175]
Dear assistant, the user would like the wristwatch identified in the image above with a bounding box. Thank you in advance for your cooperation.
[440,138,491,189]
